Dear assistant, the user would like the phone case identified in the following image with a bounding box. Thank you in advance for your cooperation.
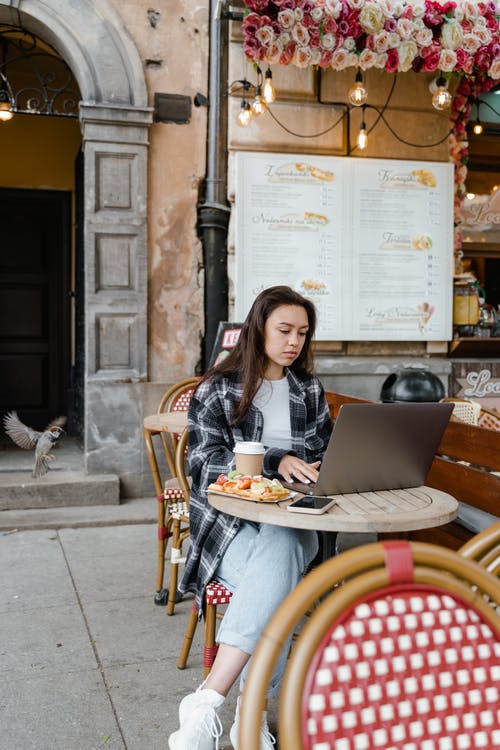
[286,498,336,514]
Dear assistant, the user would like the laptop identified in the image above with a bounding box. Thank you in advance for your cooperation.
[282,402,453,496]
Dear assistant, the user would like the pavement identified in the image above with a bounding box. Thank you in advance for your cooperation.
[0,500,268,750]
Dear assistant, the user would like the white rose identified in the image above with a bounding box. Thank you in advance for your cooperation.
[441,20,464,50]
[359,4,385,34]
[374,30,390,53]
[489,58,500,80]
[415,28,433,47]
[412,0,426,17]
[375,52,388,68]
[310,48,322,66]
[346,0,364,9]
[397,18,415,40]
[462,1,481,19]
[413,18,425,31]
[343,36,356,51]
[439,48,458,72]
[462,33,480,54]
[292,23,310,47]
[311,7,324,22]
[391,1,405,17]
[256,25,275,47]
[294,8,304,22]
[277,9,295,30]
[325,0,342,18]
[293,46,312,68]
[398,40,418,72]
[331,48,349,70]
[387,32,401,48]
[321,33,336,51]
[474,27,492,46]
[359,49,378,70]
[265,41,283,64]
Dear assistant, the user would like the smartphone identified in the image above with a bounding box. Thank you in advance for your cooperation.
[287,495,336,514]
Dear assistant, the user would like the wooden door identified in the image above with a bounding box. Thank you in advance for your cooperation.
[0,188,71,430]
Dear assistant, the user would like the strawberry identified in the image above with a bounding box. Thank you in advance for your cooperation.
[215,474,228,485]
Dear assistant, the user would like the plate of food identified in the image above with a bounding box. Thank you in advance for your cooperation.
[208,472,291,503]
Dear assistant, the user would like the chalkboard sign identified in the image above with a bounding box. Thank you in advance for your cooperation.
[208,322,243,368]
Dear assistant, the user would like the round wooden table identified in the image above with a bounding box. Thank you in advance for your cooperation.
[208,485,458,534]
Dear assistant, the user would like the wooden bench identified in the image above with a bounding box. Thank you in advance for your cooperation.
[325,391,500,550]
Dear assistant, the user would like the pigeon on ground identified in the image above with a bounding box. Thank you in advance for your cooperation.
[3,412,66,478]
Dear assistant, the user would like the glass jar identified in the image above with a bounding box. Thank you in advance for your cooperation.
[453,281,480,327]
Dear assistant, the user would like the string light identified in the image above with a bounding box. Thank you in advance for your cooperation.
[431,76,452,111]
[0,100,14,121]
[251,85,267,116]
[473,118,483,135]
[263,66,275,104]
[358,108,368,149]
[348,70,367,107]
[237,99,252,127]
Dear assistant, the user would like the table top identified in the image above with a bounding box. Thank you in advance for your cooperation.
[143,411,188,433]
[208,486,458,533]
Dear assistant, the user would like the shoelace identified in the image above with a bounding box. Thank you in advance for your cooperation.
[261,723,276,748]
[202,710,223,750]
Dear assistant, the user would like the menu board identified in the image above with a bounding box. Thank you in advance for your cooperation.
[235,152,454,341]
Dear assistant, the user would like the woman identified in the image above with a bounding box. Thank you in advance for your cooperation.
[168,286,332,750]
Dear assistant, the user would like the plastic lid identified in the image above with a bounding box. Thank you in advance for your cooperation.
[233,441,265,455]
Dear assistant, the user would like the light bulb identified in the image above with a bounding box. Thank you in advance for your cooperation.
[263,67,275,104]
[473,120,483,135]
[0,101,14,122]
[358,121,368,150]
[237,100,252,127]
[348,71,367,107]
[251,86,267,116]
[431,77,452,111]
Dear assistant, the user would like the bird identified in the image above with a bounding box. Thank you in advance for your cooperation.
[3,412,66,478]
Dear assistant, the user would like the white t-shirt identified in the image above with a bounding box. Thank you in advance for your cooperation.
[253,377,292,451]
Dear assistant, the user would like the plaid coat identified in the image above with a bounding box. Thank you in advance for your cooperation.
[178,368,332,609]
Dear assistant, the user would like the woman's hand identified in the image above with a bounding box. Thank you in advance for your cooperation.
[278,455,321,485]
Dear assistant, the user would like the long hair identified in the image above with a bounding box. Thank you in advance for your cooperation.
[204,286,317,425]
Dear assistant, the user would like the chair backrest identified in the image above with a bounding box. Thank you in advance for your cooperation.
[440,397,481,426]
[238,541,500,750]
[157,377,199,476]
[174,426,190,500]
[460,520,500,577]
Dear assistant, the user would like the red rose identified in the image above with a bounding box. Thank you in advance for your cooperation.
[421,52,440,72]
[385,48,399,73]
[319,50,334,67]
[279,41,296,65]
[474,46,491,73]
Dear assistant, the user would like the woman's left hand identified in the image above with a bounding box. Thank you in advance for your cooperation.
[278,455,321,485]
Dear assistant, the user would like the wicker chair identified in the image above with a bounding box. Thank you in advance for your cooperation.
[459,520,500,577]
[238,540,500,750]
[143,376,199,608]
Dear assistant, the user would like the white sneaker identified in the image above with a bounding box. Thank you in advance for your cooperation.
[168,687,225,750]
[229,695,276,750]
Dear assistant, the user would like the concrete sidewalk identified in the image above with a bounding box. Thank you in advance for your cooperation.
[0,512,266,749]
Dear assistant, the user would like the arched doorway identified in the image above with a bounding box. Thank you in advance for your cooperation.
[0,1,152,496]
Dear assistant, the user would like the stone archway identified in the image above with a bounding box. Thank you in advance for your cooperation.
[0,0,152,496]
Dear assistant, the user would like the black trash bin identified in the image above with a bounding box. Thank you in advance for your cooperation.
[380,367,445,403]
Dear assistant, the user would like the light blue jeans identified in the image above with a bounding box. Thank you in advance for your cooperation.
[214,521,319,695]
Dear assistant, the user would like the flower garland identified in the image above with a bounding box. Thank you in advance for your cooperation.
[242,1,500,267]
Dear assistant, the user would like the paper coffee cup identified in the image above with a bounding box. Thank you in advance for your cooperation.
[234,441,265,476]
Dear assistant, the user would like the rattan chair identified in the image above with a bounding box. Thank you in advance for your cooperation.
[239,540,500,750]
[459,519,500,577]
[143,376,199,608]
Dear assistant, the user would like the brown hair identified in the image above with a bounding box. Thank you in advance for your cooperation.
[204,285,317,425]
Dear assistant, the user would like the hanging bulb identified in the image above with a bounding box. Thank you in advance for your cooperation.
[358,119,368,150]
[263,66,276,104]
[348,70,367,107]
[473,119,483,135]
[237,99,252,127]
[431,77,452,111]
[251,86,267,116]
[0,100,14,122]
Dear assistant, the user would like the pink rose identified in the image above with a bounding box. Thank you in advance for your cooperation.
[323,17,338,34]
[421,51,440,71]
[319,49,334,67]
[489,58,500,80]
[277,9,296,30]
[293,46,312,67]
[242,13,263,36]
[279,41,296,65]
[439,48,457,71]
[384,18,397,32]
[474,46,491,72]
[385,48,399,72]
[292,23,310,46]
[359,48,378,70]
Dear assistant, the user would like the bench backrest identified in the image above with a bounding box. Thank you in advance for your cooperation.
[325,391,500,548]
